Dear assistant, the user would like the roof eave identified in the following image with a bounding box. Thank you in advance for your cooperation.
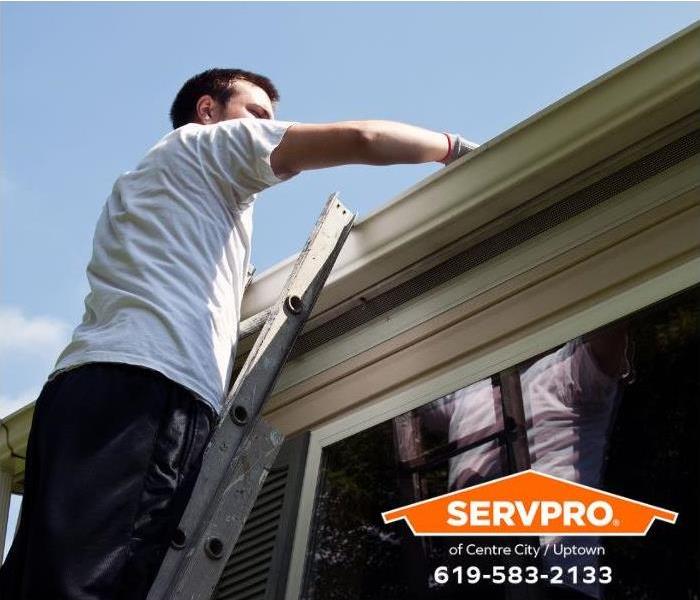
[241,23,700,321]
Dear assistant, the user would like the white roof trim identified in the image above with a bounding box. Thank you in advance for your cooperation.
[242,22,700,320]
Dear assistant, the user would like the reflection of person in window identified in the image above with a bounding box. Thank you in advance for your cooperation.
[427,326,632,599]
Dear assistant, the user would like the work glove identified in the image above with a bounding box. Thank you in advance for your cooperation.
[442,133,480,165]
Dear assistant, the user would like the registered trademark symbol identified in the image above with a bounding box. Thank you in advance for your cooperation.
[613,519,621,527]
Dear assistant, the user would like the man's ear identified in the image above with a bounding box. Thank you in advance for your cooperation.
[195,95,219,124]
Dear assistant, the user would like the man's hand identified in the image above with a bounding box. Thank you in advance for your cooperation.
[442,134,480,166]
[270,120,476,179]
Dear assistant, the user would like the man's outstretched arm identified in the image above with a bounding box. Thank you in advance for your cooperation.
[270,121,474,178]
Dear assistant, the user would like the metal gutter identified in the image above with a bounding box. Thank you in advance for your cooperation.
[0,404,32,487]
[241,22,700,322]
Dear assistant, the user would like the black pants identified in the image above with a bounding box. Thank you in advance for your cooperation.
[0,363,216,600]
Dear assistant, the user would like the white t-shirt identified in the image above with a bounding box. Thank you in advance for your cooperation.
[51,118,296,415]
[522,339,626,600]
[433,337,630,598]
[425,338,626,490]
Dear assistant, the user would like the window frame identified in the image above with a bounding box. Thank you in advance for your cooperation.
[281,158,700,600]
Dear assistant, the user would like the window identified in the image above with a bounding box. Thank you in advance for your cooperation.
[301,285,699,600]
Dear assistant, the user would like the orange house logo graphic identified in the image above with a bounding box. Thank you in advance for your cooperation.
[382,470,677,537]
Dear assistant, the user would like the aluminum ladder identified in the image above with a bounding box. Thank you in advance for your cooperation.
[147,194,354,600]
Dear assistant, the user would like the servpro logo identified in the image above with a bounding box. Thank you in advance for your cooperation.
[381,470,677,536]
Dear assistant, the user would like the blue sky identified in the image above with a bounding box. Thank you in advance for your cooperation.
[1,2,698,553]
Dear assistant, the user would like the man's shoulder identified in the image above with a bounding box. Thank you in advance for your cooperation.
[140,124,209,165]
[158,119,295,146]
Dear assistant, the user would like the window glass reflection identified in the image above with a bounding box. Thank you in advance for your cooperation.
[302,286,698,600]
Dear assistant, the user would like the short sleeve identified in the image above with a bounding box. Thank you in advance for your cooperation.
[194,118,297,201]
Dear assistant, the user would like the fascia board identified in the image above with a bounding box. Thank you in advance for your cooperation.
[242,22,700,321]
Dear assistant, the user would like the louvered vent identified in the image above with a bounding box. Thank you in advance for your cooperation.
[212,465,290,600]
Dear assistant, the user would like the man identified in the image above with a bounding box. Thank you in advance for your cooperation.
[0,68,476,599]
[412,325,632,599]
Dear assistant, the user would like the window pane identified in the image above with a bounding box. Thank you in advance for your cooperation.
[302,285,699,600]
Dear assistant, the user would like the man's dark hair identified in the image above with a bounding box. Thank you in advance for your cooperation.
[169,68,279,129]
